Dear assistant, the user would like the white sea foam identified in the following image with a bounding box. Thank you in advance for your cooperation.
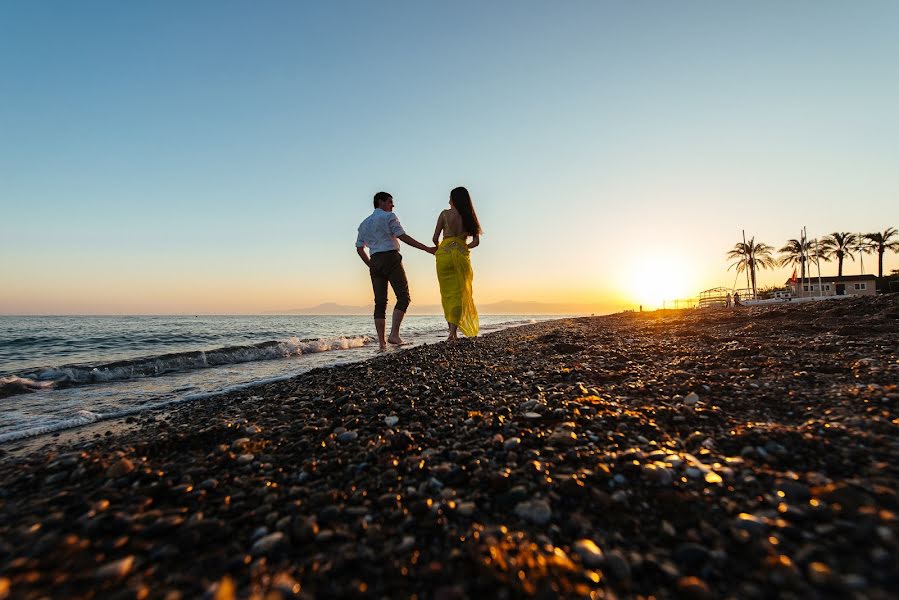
[0,316,552,445]
[11,336,372,391]
[0,409,102,443]
[0,358,363,444]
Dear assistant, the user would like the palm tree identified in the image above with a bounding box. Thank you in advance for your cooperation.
[808,238,832,273]
[819,232,858,276]
[852,235,875,275]
[778,238,812,280]
[727,237,776,298]
[865,227,899,279]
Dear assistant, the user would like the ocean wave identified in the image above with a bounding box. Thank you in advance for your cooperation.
[0,367,347,444]
[2,336,370,398]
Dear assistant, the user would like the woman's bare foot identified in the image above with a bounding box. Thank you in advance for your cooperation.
[378,343,387,351]
[387,335,406,345]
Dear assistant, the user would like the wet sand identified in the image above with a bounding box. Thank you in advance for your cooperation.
[1,295,897,599]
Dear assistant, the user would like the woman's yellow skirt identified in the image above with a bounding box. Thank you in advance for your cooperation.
[435,237,479,337]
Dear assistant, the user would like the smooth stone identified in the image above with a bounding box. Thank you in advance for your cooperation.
[684,392,699,406]
[503,437,521,450]
[807,561,833,586]
[513,499,552,525]
[237,454,255,465]
[396,535,415,553]
[44,472,68,485]
[548,430,577,446]
[764,441,787,456]
[251,532,285,556]
[572,539,604,567]
[842,574,868,590]
[106,458,134,478]
[456,502,476,516]
[384,416,399,427]
[611,490,628,503]
[95,556,134,579]
[230,438,251,451]
[606,550,631,581]
[676,576,712,600]
[673,543,710,571]
[337,431,358,443]
[733,513,767,535]
[776,480,811,502]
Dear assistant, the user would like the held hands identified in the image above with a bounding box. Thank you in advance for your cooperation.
[426,246,437,255]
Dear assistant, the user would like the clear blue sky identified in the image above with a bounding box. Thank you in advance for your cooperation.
[2,1,898,313]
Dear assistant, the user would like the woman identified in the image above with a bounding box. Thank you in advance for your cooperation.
[433,186,482,340]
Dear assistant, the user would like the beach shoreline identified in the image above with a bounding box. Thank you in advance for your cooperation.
[1,297,897,598]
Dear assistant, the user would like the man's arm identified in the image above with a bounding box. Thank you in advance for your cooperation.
[398,234,436,254]
[356,246,371,266]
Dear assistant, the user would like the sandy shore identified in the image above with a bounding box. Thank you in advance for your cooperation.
[1,295,898,599]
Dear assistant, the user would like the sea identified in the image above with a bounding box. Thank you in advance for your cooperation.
[0,315,558,444]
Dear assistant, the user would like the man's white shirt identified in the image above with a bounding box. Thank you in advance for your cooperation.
[356,208,406,254]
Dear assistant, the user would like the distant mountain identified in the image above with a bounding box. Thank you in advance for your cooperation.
[267,300,605,315]
[267,303,370,315]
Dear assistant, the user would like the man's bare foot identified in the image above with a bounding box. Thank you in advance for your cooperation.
[387,336,406,345]
[378,343,387,351]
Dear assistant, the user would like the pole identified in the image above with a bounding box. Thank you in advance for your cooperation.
[801,227,807,293]
[858,233,865,275]
[815,237,823,295]
[742,230,751,297]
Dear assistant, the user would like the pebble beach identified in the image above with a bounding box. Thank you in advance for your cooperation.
[1,295,898,599]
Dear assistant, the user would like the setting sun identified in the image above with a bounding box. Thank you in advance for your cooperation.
[627,256,697,309]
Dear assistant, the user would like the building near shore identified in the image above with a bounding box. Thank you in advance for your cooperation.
[786,274,877,297]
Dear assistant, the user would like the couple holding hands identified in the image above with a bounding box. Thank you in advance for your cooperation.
[355,187,482,350]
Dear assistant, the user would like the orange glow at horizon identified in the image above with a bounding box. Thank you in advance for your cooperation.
[625,255,698,309]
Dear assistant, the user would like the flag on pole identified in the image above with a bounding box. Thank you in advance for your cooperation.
[790,268,797,284]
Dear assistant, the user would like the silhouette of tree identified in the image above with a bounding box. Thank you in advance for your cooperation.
[864,227,899,279]
[727,237,776,298]
[819,232,858,276]
[778,238,812,279]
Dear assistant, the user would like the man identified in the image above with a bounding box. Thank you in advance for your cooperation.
[356,191,435,350]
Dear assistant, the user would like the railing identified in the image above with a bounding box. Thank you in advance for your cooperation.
[665,297,698,309]
[697,287,730,309]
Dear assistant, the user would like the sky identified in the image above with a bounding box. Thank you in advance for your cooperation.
[2,1,898,315]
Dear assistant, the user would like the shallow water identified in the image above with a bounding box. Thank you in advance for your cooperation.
[0,315,557,442]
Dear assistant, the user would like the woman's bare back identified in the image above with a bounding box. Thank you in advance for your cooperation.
[442,208,467,238]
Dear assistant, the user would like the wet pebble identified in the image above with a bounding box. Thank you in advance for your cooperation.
[336,431,358,443]
[676,576,712,599]
[503,437,521,450]
[251,532,285,556]
[513,499,552,525]
[572,539,604,567]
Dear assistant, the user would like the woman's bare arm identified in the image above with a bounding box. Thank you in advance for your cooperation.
[432,213,444,245]
[467,234,480,249]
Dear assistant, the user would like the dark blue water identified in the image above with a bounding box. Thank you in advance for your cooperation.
[0,315,551,443]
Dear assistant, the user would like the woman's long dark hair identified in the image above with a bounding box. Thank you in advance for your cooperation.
[450,186,482,236]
